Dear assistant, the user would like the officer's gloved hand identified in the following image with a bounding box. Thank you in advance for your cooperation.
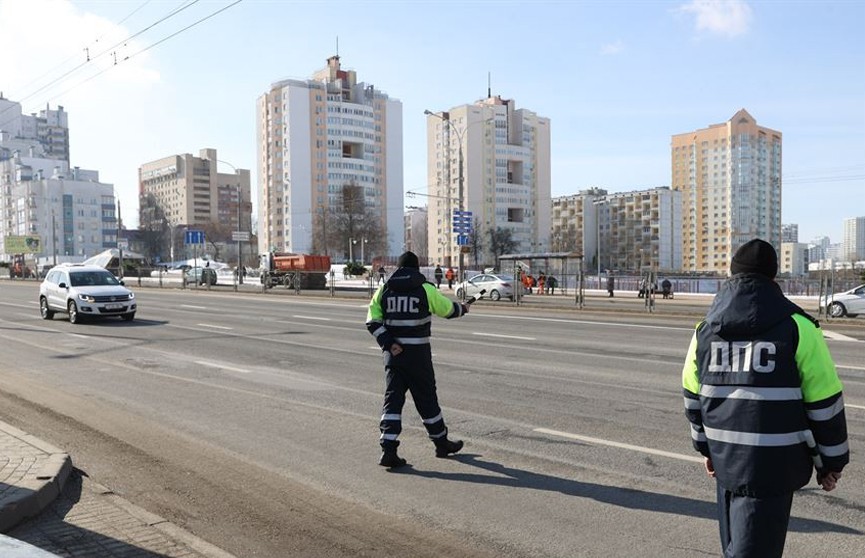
[461,304,469,315]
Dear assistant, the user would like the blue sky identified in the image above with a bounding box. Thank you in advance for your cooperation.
[1,0,863,243]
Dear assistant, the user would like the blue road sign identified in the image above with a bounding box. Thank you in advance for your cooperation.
[456,234,470,246]
[185,230,205,245]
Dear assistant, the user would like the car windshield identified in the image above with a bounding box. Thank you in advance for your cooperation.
[69,271,120,287]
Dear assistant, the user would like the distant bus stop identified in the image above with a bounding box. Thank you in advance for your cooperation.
[497,251,586,307]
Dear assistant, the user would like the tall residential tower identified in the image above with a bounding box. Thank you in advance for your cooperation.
[426,95,550,268]
[256,56,403,258]
[671,109,782,273]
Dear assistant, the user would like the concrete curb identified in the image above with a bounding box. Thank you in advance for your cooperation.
[0,421,72,533]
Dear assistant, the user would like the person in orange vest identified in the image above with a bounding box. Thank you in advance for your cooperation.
[445,266,455,289]
[538,272,546,295]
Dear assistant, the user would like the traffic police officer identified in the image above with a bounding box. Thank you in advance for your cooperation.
[682,239,848,557]
[366,251,469,468]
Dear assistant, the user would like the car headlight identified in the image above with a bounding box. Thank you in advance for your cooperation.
[78,293,96,303]
[127,292,135,300]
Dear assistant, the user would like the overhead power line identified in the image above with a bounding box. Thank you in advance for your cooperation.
[38,0,243,106]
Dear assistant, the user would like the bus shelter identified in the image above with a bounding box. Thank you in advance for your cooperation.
[497,251,585,306]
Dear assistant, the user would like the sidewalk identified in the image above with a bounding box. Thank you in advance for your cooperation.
[0,421,235,557]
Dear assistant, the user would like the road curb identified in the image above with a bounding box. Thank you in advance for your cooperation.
[0,421,72,533]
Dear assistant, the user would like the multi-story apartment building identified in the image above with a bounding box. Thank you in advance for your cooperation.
[256,55,403,257]
[672,109,782,273]
[781,223,798,243]
[138,148,251,232]
[404,206,428,262]
[599,187,682,273]
[551,188,607,270]
[780,242,809,276]
[0,96,69,162]
[842,216,865,262]
[426,94,550,268]
[1,98,115,261]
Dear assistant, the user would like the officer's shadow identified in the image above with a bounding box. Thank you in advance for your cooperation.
[395,453,859,535]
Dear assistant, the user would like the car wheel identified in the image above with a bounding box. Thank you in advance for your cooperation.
[122,312,135,321]
[456,288,464,299]
[490,289,501,301]
[68,300,80,324]
[40,297,54,320]
[828,302,846,318]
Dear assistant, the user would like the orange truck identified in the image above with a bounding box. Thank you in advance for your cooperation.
[259,253,331,289]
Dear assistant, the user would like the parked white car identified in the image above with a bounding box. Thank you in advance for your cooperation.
[39,264,136,324]
[821,284,865,318]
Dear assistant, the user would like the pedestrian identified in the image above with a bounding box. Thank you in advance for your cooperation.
[445,266,455,289]
[547,275,557,295]
[606,270,615,297]
[661,278,672,299]
[365,251,470,468]
[537,272,546,295]
[434,264,443,289]
[682,239,848,558]
[378,265,386,285]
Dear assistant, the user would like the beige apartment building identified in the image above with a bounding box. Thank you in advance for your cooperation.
[256,56,403,257]
[551,188,607,268]
[138,147,252,239]
[671,109,782,273]
[426,95,550,269]
[600,187,682,273]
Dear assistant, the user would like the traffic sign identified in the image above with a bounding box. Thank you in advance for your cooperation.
[232,231,250,242]
[185,230,205,245]
[456,234,470,246]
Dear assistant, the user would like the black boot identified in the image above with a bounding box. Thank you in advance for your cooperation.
[379,443,407,468]
[434,437,464,458]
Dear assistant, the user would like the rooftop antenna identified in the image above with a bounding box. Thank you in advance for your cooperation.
[336,36,339,57]
[487,71,491,98]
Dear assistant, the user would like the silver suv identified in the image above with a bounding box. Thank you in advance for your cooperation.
[39,264,136,324]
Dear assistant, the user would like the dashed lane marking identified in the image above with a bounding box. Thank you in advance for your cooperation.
[823,330,863,343]
[534,427,704,463]
[292,315,332,321]
[472,332,537,341]
[194,360,250,374]
[197,323,232,330]
[181,304,207,310]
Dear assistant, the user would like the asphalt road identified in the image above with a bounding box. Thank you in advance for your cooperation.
[0,281,862,557]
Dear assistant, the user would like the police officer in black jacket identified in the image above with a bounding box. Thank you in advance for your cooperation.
[683,239,848,557]
[366,252,469,468]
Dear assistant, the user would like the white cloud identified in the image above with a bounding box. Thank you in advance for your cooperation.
[678,0,753,38]
[600,40,625,56]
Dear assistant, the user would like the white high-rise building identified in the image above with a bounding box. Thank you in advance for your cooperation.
[256,56,403,258]
[426,95,550,269]
[842,216,865,262]
[1,98,115,262]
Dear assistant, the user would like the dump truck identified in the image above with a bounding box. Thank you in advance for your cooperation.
[260,253,331,289]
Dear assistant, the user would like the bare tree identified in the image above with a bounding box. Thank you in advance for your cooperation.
[489,227,519,265]
[313,182,387,261]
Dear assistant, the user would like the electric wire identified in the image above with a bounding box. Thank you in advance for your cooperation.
[24,0,243,110]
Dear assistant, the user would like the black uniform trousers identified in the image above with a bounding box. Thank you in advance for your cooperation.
[379,344,447,449]
[717,483,794,558]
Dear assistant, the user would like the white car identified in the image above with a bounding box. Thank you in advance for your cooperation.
[39,264,136,324]
[821,284,865,318]
[455,273,520,301]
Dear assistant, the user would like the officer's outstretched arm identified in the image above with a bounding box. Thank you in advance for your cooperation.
[424,284,468,319]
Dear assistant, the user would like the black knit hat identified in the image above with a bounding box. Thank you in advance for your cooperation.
[397,251,420,269]
[730,239,778,279]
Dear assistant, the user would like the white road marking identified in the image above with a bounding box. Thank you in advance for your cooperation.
[181,304,208,310]
[838,364,865,371]
[292,315,332,321]
[194,360,250,374]
[823,330,863,343]
[473,332,536,341]
[492,314,692,332]
[847,404,865,411]
[197,323,232,330]
[534,427,704,463]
